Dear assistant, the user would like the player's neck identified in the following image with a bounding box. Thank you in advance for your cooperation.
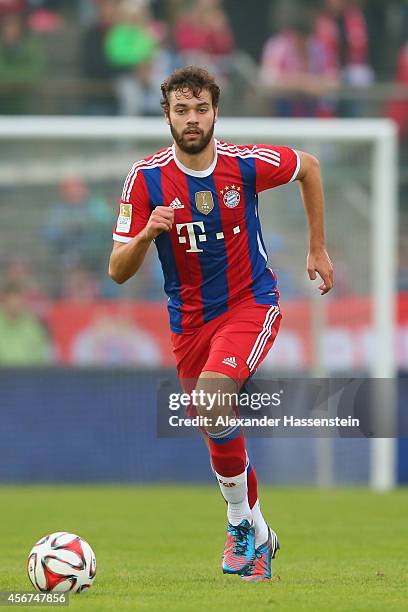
[173,139,216,172]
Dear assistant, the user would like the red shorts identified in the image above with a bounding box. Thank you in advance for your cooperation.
[171,299,282,388]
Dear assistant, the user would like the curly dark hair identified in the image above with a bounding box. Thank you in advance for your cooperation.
[160,66,220,113]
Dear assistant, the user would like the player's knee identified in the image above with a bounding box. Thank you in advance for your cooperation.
[194,371,238,420]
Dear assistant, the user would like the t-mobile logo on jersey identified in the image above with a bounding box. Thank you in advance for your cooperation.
[176,222,241,253]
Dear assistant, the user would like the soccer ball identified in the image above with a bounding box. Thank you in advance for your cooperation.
[27,532,96,593]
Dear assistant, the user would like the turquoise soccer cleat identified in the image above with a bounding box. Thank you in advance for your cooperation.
[222,519,255,574]
[240,526,280,582]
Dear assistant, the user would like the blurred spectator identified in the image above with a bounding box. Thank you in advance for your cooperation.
[4,259,49,318]
[223,0,269,62]
[364,0,391,80]
[315,0,374,115]
[43,177,113,272]
[61,266,102,301]
[27,2,82,114]
[173,0,234,59]
[81,0,119,114]
[142,44,181,115]
[0,0,25,16]
[0,283,51,365]
[105,0,159,115]
[260,9,338,118]
[27,2,64,34]
[0,12,46,113]
[398,240,408,291]
[386,41,408,140]
[172,0,236,89]
[386,22,408,214]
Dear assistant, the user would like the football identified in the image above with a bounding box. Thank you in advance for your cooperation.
[27,532,96,593]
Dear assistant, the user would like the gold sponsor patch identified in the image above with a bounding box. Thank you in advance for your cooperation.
[120,203,132,218]
[116,202,132,233]
[195,191,214,215]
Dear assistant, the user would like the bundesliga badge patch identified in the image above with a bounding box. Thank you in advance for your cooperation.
[116,202,132,233]
[220,185,241,208]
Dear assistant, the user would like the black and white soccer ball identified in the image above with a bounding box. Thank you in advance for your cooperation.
[27,532,96,593]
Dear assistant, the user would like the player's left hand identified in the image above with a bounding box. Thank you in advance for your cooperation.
[307,248,334,295]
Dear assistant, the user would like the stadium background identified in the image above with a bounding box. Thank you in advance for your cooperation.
[0,0,407,487]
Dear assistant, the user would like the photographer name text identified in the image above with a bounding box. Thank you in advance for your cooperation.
[168,415,360,428]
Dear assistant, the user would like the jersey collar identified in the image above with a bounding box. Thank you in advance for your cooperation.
[172,139,218,177]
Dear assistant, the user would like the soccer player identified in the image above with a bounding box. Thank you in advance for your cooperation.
[109,66,333,582]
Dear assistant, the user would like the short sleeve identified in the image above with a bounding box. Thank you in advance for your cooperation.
[254,145,300,193]
[112,169,151,243]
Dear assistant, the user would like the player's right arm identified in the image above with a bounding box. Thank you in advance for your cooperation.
[109,206,174,284]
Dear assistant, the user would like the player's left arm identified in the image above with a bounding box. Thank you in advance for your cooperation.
[295,150,334,295]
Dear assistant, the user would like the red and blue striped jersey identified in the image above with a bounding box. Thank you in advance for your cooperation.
[113,140,300,334]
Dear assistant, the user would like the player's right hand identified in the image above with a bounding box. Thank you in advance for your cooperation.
[143,206,174,241]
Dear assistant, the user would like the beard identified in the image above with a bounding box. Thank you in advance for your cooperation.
[170,118,215,155]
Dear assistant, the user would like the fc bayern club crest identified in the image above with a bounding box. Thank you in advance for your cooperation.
[220,185,241,208]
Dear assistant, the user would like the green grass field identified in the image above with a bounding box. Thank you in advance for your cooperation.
[0,486,407,611]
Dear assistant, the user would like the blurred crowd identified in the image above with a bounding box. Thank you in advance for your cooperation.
[1,0,408,366]
[0,0,407,128]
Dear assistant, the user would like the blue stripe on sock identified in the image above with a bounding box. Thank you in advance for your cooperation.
[207,424,241,444]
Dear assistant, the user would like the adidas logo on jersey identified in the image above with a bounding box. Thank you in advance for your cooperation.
[222,356,237,369]
[170,197,184,209]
